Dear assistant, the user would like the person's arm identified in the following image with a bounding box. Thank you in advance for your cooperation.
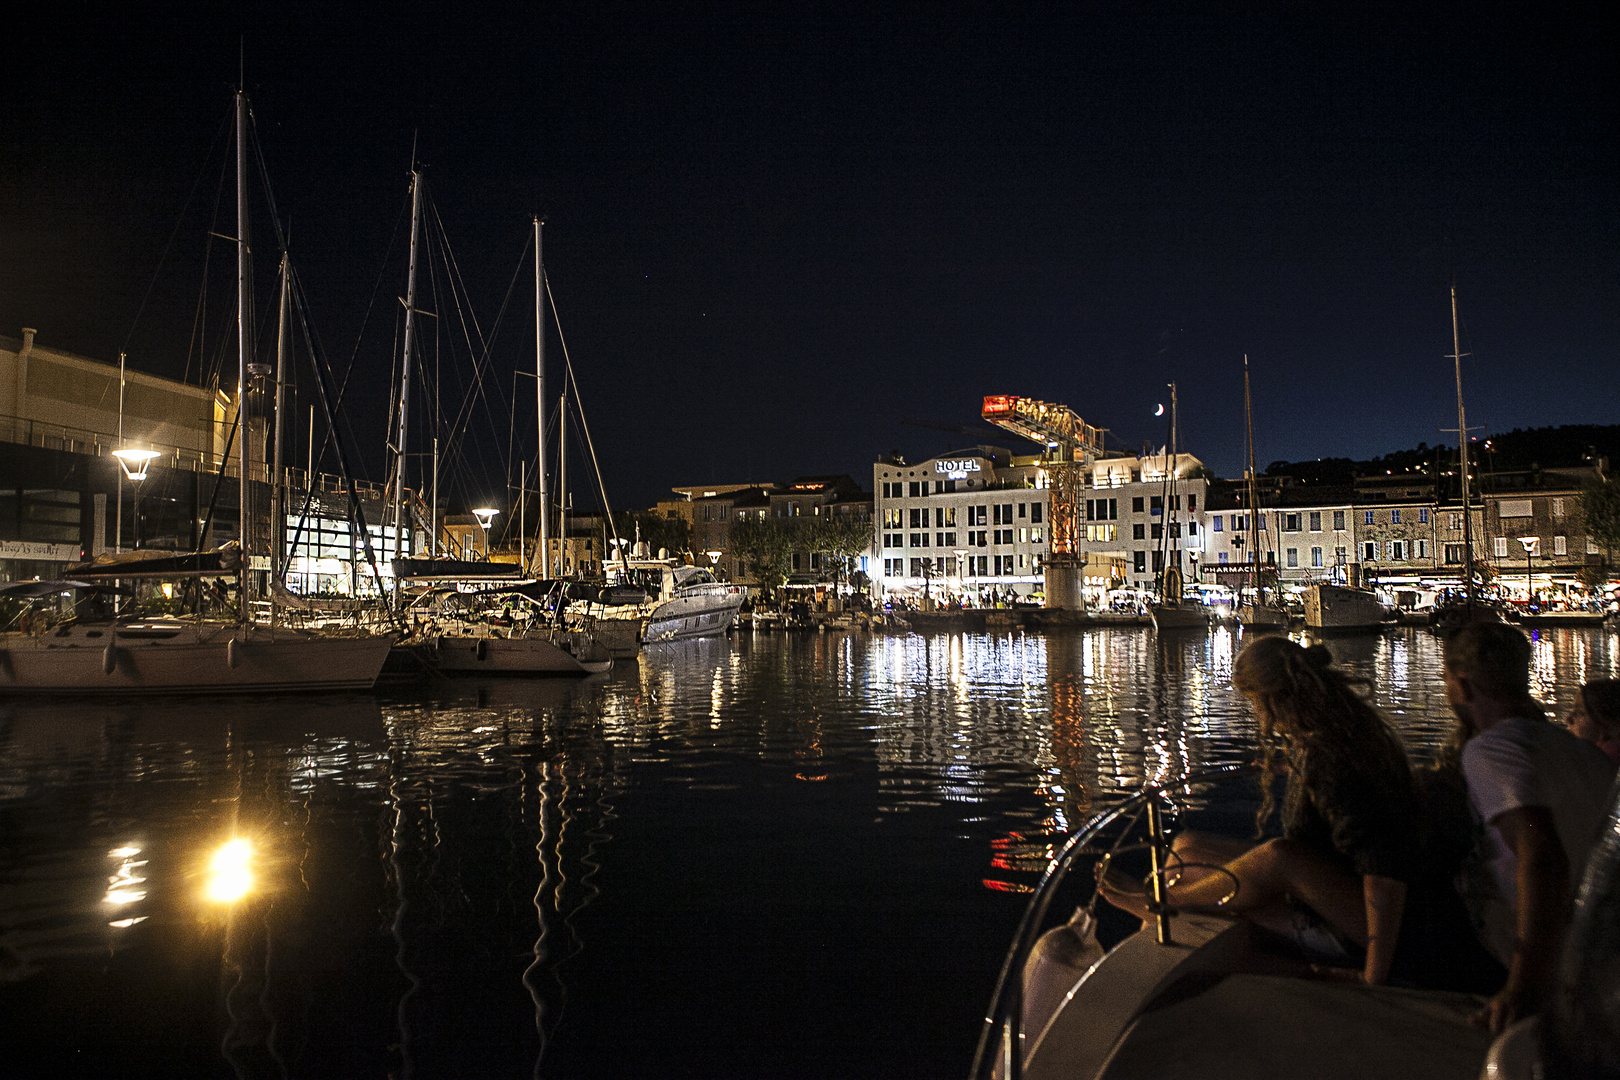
[1361,874,1407,985]
[1477,805,1569,1033]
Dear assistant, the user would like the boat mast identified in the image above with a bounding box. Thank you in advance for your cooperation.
[1450,281,1476,606]
[393,168,422,568]
[1244,356,1261,601]
[534,217,550,578]
[1168,382,1180,602]
[558,366,568,576]
[271,252,289,605]
[235,88,252,624]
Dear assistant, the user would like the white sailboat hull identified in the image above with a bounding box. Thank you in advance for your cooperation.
[0,621,392,694]
[409,633,597,675]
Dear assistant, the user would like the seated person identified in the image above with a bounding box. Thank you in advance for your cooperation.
[1442,623,1617,1031]
[1101,636,1497,992]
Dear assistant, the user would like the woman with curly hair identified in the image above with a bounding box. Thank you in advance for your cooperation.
[1101,634,1499,990]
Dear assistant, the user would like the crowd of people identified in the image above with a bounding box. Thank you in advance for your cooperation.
[1099,623,1618,1035]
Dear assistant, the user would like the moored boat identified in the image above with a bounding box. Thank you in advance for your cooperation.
[1304,582,1390,632]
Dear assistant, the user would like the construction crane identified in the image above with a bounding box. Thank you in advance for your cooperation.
[981,395,1108,610]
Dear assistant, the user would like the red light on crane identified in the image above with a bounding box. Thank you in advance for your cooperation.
[982,395,1015,417]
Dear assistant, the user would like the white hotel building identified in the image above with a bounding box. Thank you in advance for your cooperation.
[870,446,1210,606]
[871,447,1048,603]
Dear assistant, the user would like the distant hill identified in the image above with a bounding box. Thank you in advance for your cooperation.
[1265,424,1619,485]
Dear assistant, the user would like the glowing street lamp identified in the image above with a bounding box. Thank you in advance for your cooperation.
[1518,535,1539,605]
[473,507,499,557]
[113,448,162,549]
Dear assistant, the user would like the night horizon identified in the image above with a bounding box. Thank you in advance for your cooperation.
[4,4,1616,514]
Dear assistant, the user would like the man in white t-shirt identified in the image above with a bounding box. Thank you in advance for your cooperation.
[1443,622,1616,1033]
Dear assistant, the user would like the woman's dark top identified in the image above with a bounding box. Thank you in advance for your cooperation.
[1279,743,1505,993]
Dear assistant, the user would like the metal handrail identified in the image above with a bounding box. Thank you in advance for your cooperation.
[967,763,1247,1080]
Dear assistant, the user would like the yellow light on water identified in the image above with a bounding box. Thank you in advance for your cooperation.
[205,838,254,904]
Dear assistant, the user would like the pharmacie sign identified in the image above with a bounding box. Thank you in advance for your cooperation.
[935,459,983,480]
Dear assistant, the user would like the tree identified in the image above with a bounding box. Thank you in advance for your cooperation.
[610,510,690,559]
[728,516,793,598]
[1582,476,1620,558]
[806,514,873,592]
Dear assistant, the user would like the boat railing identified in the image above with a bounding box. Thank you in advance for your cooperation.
[967,763,1247,1080]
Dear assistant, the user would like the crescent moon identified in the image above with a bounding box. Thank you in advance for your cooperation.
[1154,404,1165,416]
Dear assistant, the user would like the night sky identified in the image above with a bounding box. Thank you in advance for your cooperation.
[4,3,1616,514]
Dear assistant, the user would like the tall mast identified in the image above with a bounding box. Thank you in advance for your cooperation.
[235,88,252,623]
[1169,382,1180,588]
[1449,281,1478,606]
[393,169,422,566]
[558,365,568,575]
[535,217,550,578]
[271,252,289,589]
[1244,356,1261,596]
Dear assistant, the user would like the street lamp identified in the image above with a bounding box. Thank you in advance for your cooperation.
[953,548,968,605]
[473,507,499,559]
[1518,535,1539,606]
[706,549,723,576]
[112,449,161,549]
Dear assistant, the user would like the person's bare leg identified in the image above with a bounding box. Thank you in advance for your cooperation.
[1101,837,1367,946]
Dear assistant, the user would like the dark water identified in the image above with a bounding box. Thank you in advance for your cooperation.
[1,625,1616,1079]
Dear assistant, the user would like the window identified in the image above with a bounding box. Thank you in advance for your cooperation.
[1333,510,1346,531]
[1449,513,1463,530]
[1086,524,1116,542]
[936,532,946,547]
[971,505,987,526]
[1003,503,1013,523]
[1418,507,1429,524]
[1188,522,1198,537]
[1311,546,1323,568]
[1444,543,1466,564]
[1256,513,1266,529]
[1133,551,1147,573]
[910,558,925,577]
[1553,498,1566,520]
[1494,536,1509,558]
[1153,551,1165,572]
[1364,511,1375,526]
[1132,523,1146,540]
[1554,535,1567,556]
[792,553,802,570]
[909,482,921,497]
[1218,552,1228,565]
[909,508,922,528]
[1388,541,1406,560]
[1132,497,1145,513]
[1031,503,1044,524]
[1309,512,1321,532]
[1391,509,1402,524]
[910,533,923,548]
[1188,494,1197,512]
[1212,517,1223,532]
[975,555,988,576]
[1018,528,1029,543]
[883,508,903,528]
[994,528,1014,545]
[1335,546,1347,564]
[1363,541,1378,561]
[1417,539,1430,559]
[1150,495,1163,515]
[1031,528,1043,544]
[1150,523,1163,540]
[944,506,957,527]
[1285,514,1301,532]
[1286,548,1298,568]
[1018,503,1027,518]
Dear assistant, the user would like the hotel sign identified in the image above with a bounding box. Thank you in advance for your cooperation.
[0,541,80,561]
[935,459,982,480]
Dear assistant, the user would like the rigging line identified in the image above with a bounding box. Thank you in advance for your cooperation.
[188,149,233,388]
[124,107,232,368]
[440,239,528,481]
[546,278,619,548]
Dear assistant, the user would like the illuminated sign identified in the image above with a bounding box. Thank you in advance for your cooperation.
[935,459,982,480]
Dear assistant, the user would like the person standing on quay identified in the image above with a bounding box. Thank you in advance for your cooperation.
[1441,623,1617,1032]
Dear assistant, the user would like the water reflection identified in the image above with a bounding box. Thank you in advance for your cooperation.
[0,627,1616,1077]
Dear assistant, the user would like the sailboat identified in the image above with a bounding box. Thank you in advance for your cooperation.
[1234,358,1287,631]
[391,214,610,676]
[1432,280,1503,632]
[1149,385,1208,631]
[0,89,394,693]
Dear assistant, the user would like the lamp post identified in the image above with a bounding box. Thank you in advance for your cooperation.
[473,507,499,560]
[1518,536,1538,606]
[953,548,968,606]
[112,449,161,550]
[706,550,723,577]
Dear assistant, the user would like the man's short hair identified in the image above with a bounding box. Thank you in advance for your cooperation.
[1444,621,1533,700]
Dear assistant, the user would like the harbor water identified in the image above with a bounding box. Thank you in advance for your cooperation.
[2,625,1616,1078]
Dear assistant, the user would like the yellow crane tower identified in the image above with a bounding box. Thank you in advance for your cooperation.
[981,395,1107,610]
